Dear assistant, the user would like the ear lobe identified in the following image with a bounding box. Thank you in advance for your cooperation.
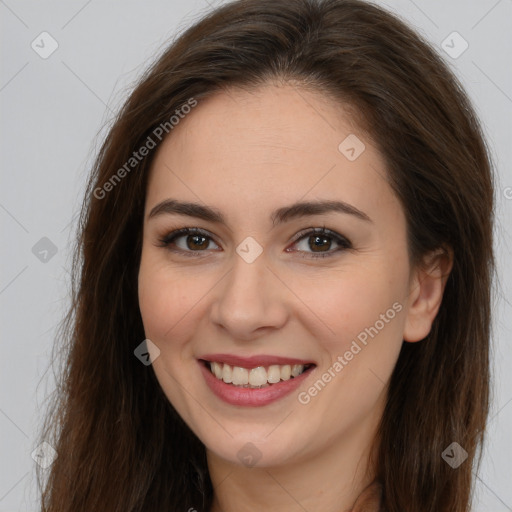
[403,247,453,343]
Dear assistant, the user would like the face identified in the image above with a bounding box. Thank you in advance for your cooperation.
[138,83,415,468]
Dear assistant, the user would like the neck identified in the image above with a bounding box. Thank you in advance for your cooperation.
[207,404,382,512]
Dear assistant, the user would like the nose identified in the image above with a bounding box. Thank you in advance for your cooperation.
[209,250,289,341]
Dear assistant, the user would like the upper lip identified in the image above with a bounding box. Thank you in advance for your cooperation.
[199,353,315,369]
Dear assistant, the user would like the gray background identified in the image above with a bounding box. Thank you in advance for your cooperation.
[1,0,511,510]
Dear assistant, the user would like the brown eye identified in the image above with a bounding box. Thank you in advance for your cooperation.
[289,228,351,259]
[158,226,351,259]
[308,234,333,252]
[184,234,209,250]
[158,228,220,256]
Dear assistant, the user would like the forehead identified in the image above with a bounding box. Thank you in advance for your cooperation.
[145,83,397,225]
[160,83,365,167]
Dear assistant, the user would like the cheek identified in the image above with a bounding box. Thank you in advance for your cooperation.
[137,254,206,409]
[298,261,407,356]
[137,252,205,348]
[296,266,407,430]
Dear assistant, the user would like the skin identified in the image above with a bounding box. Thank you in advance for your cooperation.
[138,82,452,512]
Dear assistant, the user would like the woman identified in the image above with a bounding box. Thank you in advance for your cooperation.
[37,0,494,511]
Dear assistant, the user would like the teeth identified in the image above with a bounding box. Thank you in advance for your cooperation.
[267,365,281,383]
[212,361,223,379]
[280,364,291,380]
[208,361,308,387]
[249,367,267,386]
[232,366,249,385]
[222,363,232,383]
[291,364,303,377]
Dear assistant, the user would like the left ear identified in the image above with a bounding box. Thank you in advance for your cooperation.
[403,247,453,343]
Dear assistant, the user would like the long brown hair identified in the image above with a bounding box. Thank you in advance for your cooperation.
[37,0,495,510]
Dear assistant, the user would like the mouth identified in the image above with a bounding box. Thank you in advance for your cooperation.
[197,354,317,407]
[200,359,316,389]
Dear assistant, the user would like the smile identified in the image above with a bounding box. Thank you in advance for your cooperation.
[206,361,313,388]
[198,355,316,407]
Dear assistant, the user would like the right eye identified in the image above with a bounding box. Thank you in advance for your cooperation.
[157,227,221,257]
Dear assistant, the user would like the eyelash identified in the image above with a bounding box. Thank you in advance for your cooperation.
[156,226,352,259]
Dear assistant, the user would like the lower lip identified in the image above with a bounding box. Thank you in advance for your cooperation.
[199,361,315,407]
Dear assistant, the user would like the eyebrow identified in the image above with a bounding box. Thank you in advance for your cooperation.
[147,198,372,226]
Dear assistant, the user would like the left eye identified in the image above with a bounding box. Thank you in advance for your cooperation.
[289,227,352,258]
[158,227,351,259]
